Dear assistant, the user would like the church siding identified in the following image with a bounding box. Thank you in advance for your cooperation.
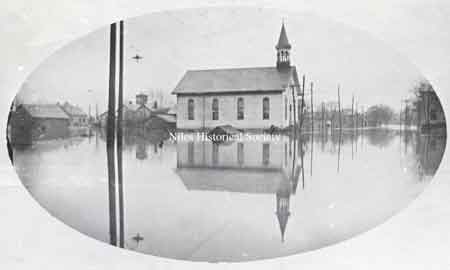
[176,92,285,130]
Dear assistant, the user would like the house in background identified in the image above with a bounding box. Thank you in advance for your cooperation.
[98,93,175,128]
[59,102,88,126]
[10,104,70,145]
[134,93,152,122]
[172,23,301,130]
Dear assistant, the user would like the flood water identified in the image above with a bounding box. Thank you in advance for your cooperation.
[12,128,446,262]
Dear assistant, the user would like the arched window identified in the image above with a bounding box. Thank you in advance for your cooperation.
[263,97,270,120]
[237,97,244,120]
[212,98,219,120]
[188,99,194,120]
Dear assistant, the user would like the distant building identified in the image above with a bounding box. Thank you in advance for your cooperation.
[126,94,152,123]
[136,93,148,106]
[99,93,173,127]
[10,104,70,144]
[172,23,301,130]
[59,102,88,126]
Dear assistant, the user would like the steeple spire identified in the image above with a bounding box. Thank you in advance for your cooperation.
[276,22,292,69]
[276,22,291,50]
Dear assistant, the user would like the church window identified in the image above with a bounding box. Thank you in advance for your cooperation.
[188,99,194,120]
[263,97,270,120]
[237,98,244,120]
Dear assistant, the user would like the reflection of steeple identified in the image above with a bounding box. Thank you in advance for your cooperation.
[276,180,291,242]
[176,138,299,242]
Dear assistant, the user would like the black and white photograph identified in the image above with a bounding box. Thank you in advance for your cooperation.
[1,2,450,268]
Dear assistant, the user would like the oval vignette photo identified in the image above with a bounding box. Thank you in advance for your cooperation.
[6,7,447,262]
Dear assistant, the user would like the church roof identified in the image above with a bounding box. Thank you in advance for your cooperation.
[172,66,298,95]
[276,23,291,50]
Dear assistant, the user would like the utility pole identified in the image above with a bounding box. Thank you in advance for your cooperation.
[321,102,325,132]
[291,84,297,133]
[300,75,306,131]
[310,82,314,134]
[95,103,98,121]
[351,94,354,130]
[117,20,125,249]
[106,22,117,247]
[337,85,342,130]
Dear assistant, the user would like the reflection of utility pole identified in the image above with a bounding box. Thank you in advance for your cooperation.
[337,129,342,173]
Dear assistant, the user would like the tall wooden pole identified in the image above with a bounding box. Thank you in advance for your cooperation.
[299,75,306,131]
[338,85,342,130]
[310,82,314,134]
[400,100,403,133]
[291,84,297,134]
[351,94,354,129]
[106,22,117,247]
[321,102,325,132]
[117,20,125,249]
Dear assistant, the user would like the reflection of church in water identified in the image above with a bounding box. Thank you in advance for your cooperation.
[175,136,303,242]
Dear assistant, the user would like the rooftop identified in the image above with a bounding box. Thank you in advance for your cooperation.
[21,104,69,119]
[172,66,298,95]
[60,102,87,117]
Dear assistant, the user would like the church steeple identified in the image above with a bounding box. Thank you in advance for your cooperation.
[276,22,292,70]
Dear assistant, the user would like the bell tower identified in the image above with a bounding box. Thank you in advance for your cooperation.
[276,22,292,70]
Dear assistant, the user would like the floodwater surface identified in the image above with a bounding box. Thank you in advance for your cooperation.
[12,128,445,262]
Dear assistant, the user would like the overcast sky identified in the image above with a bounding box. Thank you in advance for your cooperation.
[17,7,425,114]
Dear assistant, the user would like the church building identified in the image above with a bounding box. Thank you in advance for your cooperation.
[172,23,301,130]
